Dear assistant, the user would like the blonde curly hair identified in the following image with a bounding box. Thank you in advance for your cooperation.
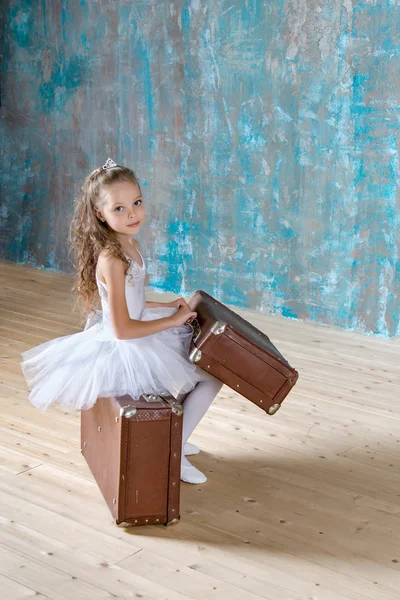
[69,163,141,314]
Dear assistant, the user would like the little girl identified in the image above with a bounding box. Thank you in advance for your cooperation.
[21,158,223,484]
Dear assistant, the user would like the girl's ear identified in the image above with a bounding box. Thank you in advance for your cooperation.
[96,210,105,222]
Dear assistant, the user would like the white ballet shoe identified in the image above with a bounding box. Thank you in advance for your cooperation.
[183,442,200,456]
[180,457,207,484]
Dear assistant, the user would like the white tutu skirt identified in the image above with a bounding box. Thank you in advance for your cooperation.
[21,307,201,412]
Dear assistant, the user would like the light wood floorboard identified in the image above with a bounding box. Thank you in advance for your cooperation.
[0,260,399,600]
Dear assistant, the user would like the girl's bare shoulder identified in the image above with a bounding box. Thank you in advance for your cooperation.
[97,250,126,282]
[97,248,125,265]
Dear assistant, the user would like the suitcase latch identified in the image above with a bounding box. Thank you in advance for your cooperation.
[211,320,227,335]
[164,399,184,417]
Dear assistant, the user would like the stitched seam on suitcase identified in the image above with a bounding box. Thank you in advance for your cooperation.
[119,418,130,522]
[166,411,173,523]
[167,408,182,523]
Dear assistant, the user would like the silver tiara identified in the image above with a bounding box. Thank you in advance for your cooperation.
[102,157,117,170]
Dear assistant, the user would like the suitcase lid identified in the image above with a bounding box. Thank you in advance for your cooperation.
[190,290,290,366]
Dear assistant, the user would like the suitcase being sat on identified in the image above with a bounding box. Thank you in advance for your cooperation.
[188,290,299,415]
[81,393,183,526]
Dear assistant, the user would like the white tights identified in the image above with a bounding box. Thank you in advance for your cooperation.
[176,367,223,446]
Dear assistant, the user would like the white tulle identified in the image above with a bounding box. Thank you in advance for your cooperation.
[21,251,201,412]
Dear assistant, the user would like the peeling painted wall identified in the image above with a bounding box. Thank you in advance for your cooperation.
[1,1,399,337]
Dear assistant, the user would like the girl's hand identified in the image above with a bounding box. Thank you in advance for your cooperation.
[169,305,197,328]
[167,297,191,311]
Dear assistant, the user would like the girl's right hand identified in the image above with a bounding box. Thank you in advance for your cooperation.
[170,305,197,328]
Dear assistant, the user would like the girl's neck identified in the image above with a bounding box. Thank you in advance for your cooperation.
[117,233,136,251]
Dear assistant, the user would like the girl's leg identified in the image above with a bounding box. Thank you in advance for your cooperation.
[177,368,223,484]
[181,368,223,446]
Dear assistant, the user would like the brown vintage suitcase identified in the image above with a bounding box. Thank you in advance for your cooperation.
[188,290,299,415]
[81,393,183,526]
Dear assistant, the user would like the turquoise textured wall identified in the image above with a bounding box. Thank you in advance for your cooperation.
[1,1,399,337]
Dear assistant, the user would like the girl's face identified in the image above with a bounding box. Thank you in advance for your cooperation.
[97,180,145,236]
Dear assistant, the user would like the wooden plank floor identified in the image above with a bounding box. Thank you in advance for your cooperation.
[0,259,399,600]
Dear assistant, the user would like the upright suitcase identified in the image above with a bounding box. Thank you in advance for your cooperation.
[188,290,299,415]
[81,393,183,526]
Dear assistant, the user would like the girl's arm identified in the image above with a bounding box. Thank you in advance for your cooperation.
[145,300,168,308]
[145,299,192,309]
[99,255,174,340]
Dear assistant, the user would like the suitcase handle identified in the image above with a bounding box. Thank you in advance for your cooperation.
[142,394,183,417]
[186,317,201,343]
